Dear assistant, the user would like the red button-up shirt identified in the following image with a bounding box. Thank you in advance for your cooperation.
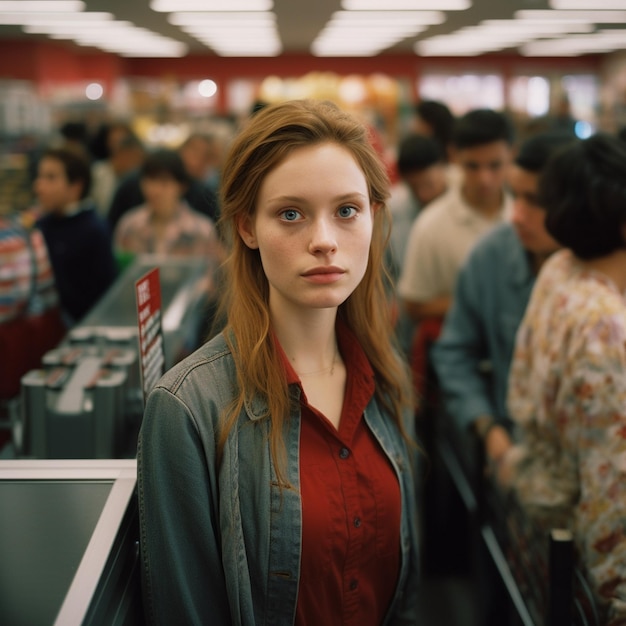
[277,324,401,626]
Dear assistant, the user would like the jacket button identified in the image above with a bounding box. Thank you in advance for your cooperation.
[354,517,361,528]
[349,579,359,590]
[339,447,350,459]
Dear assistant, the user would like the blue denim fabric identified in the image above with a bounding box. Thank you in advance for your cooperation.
[432,222,536,433]
[138,332,420,625]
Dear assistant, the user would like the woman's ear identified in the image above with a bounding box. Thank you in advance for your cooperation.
[237,215,258,249]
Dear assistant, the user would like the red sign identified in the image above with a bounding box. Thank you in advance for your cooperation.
[135,268,165,403]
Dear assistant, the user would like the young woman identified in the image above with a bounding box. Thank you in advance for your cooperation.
[138,99,420,625]
[498,133,626,623]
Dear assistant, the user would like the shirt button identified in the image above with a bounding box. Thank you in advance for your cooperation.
[353,517,361,528]
[339,447,350,459]
[349,579,359,590]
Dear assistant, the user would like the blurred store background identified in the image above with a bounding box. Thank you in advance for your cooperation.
[0,0,625,214]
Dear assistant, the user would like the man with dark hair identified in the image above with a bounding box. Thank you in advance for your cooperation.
[430,129,575,626]
[34,146,117,324]
[399,108,515,325]
[432,130,574,459]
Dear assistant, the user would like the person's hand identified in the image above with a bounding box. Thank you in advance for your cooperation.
[485,424,512,465]
[484,425,514,485]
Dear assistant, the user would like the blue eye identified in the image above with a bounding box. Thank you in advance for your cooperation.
[280,209,302,221]
[338,205,357,218]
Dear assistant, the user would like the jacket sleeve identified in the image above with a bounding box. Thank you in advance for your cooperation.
[431,258,496,432]
[138,385,232,625]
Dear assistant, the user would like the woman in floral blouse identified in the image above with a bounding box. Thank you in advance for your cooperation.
[497,133,626,624]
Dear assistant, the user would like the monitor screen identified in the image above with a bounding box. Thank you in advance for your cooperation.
[0,480,114,626]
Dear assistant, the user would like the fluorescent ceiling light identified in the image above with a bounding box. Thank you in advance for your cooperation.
[327,10,444,24]
[522,30,626,55]
[151,0,272,11]
[550,0,626,7]
[312,10,440,56]
[22,17,188,58]
[175,12,281,56]
[479,20,594,34]
[0,12,112,24]
[342,0,470,9]
[0,1,84,10]
[516,9,626,22]
[169,12,275,25]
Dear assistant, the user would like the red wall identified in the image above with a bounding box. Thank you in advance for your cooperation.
[0,38,604,113]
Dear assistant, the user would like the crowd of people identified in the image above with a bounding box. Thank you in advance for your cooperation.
[1,93,626,624]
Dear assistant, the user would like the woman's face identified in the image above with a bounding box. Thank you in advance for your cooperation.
[239,142,375,318]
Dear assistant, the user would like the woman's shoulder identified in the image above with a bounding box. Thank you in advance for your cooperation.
[154,332,235,398]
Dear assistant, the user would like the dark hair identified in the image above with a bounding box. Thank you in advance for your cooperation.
[397,134,445,177]
[415,100,454,149]
[42,146,92,199]
[514,130,576,173]
[540,133,626,260]
[618,126,626,145]
[452,108,515,150]
[59,121,88,145]
[139,149,190,187]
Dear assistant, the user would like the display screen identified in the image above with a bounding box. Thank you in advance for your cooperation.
[0,480,113,626]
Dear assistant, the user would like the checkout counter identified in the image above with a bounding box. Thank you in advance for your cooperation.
[17,254,217,459]
[0,255,218,625]
[0,459,141,626]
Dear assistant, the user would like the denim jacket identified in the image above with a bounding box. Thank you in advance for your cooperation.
[138,332,420,625]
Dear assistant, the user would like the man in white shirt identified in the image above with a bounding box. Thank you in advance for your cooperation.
[398,109,515,325]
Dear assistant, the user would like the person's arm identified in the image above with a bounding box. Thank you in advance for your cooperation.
[138,386,232,625]
[431,262,501,441]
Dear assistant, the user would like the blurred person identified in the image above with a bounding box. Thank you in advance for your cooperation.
[138,99,419,625]
[34,146,117,325]
[0,212,66,449]
[495,133,626,624]
[58,120,90,155]
[388,134,448,278]
[429,131,573,625]
[114,149,223,260]
[413,100,455,159]
[91,125,145,217]
[398,109,514,327]
[108,133,220,231]
[388,134,450,356]
[432,131,574,464]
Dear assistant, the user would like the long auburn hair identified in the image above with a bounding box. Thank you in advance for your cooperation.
[217,99,415,485]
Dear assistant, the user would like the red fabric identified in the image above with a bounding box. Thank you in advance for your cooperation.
[409,316,443,410]
[0,306,66,400]
[278,325,401,626]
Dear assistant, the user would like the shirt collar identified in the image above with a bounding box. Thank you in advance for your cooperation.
[448,185,512,225]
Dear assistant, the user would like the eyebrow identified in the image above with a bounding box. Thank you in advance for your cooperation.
[266,192,368,204]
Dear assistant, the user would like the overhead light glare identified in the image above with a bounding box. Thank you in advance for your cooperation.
[328,10,444,25]
[550,0,626,8]
[168,12,275,26]
[516,9,626,22]
[0,12,112,24]
[342,0,469,9]
[151,0,272,11]
[0,1,84,10]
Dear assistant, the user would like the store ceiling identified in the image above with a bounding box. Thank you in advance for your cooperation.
[0,0,624,57]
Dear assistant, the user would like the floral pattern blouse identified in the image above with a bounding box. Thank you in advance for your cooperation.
[505,249,626,624]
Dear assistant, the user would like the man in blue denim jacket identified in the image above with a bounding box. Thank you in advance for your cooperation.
[431,131,574,463]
